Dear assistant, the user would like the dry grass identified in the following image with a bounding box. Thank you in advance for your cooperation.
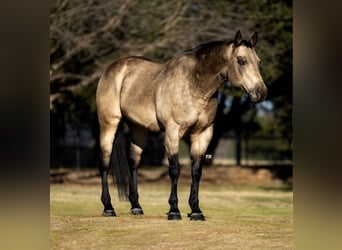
[50,177,292,250]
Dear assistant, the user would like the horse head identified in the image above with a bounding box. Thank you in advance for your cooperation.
[227,30,268,102]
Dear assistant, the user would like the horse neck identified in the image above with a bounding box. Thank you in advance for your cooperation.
[190,44,229,101]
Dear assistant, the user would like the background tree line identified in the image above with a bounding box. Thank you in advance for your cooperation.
[50,0,292,167]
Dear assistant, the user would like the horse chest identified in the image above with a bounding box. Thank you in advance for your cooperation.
[163,99,215,133]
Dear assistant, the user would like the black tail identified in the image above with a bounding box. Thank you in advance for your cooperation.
[110,127,130,201]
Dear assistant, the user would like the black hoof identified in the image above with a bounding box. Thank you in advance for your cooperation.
[188,212,205,221]
[131,208,144,215]
[167,212,182,220]
[103,209,116,217]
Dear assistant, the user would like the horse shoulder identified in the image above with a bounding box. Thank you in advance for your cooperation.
[191,97,218,134]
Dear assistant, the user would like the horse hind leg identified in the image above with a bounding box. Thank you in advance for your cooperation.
[128,126,147,215]
[96,65,127,216]
[98,117,121,216]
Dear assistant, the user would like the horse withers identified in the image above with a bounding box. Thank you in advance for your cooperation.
[96,30,267,220]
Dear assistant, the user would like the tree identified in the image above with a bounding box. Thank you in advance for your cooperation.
[50,0,292,166]
[51,0,285,104]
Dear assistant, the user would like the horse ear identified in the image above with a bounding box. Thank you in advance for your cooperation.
[234,30,242,46]
[251,32,258,46]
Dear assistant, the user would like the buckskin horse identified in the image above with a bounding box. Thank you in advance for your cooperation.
[96,30,267,220]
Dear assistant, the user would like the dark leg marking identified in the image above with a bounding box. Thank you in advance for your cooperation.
[188,155,205,221]
[167,155,182,220]
[129,158,144,215]
[100,162,116,217]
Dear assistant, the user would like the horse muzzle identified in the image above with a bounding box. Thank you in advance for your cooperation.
[248,82,268,102]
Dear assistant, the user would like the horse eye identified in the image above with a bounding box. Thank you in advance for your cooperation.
[237,57,246,65]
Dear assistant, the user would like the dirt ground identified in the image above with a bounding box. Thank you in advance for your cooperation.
[51,165,293,249]
[50,164,292,187]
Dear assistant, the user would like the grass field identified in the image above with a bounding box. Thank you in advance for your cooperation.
[50,169,292,250]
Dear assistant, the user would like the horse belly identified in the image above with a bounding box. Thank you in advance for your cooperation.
[120,82,161,132]
[121,103,161,132]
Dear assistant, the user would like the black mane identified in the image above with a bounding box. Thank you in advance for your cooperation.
[184,38,253,55]
[239,39,253,48]
[184,40,230,54]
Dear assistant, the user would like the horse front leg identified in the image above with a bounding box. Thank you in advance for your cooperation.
[188,126,214,221]
[167,154,181,220]
[165,128,182,220]
[188,154,205,221]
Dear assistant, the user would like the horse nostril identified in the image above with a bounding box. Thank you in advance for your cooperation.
[263,85,268,99]
[250,83,267,102]
[258,83,267,101]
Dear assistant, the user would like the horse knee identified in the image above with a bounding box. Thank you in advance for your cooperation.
[192,167,202,179]
[169,166,180,179]
[168,155,180,179]
[190,155,203,179]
